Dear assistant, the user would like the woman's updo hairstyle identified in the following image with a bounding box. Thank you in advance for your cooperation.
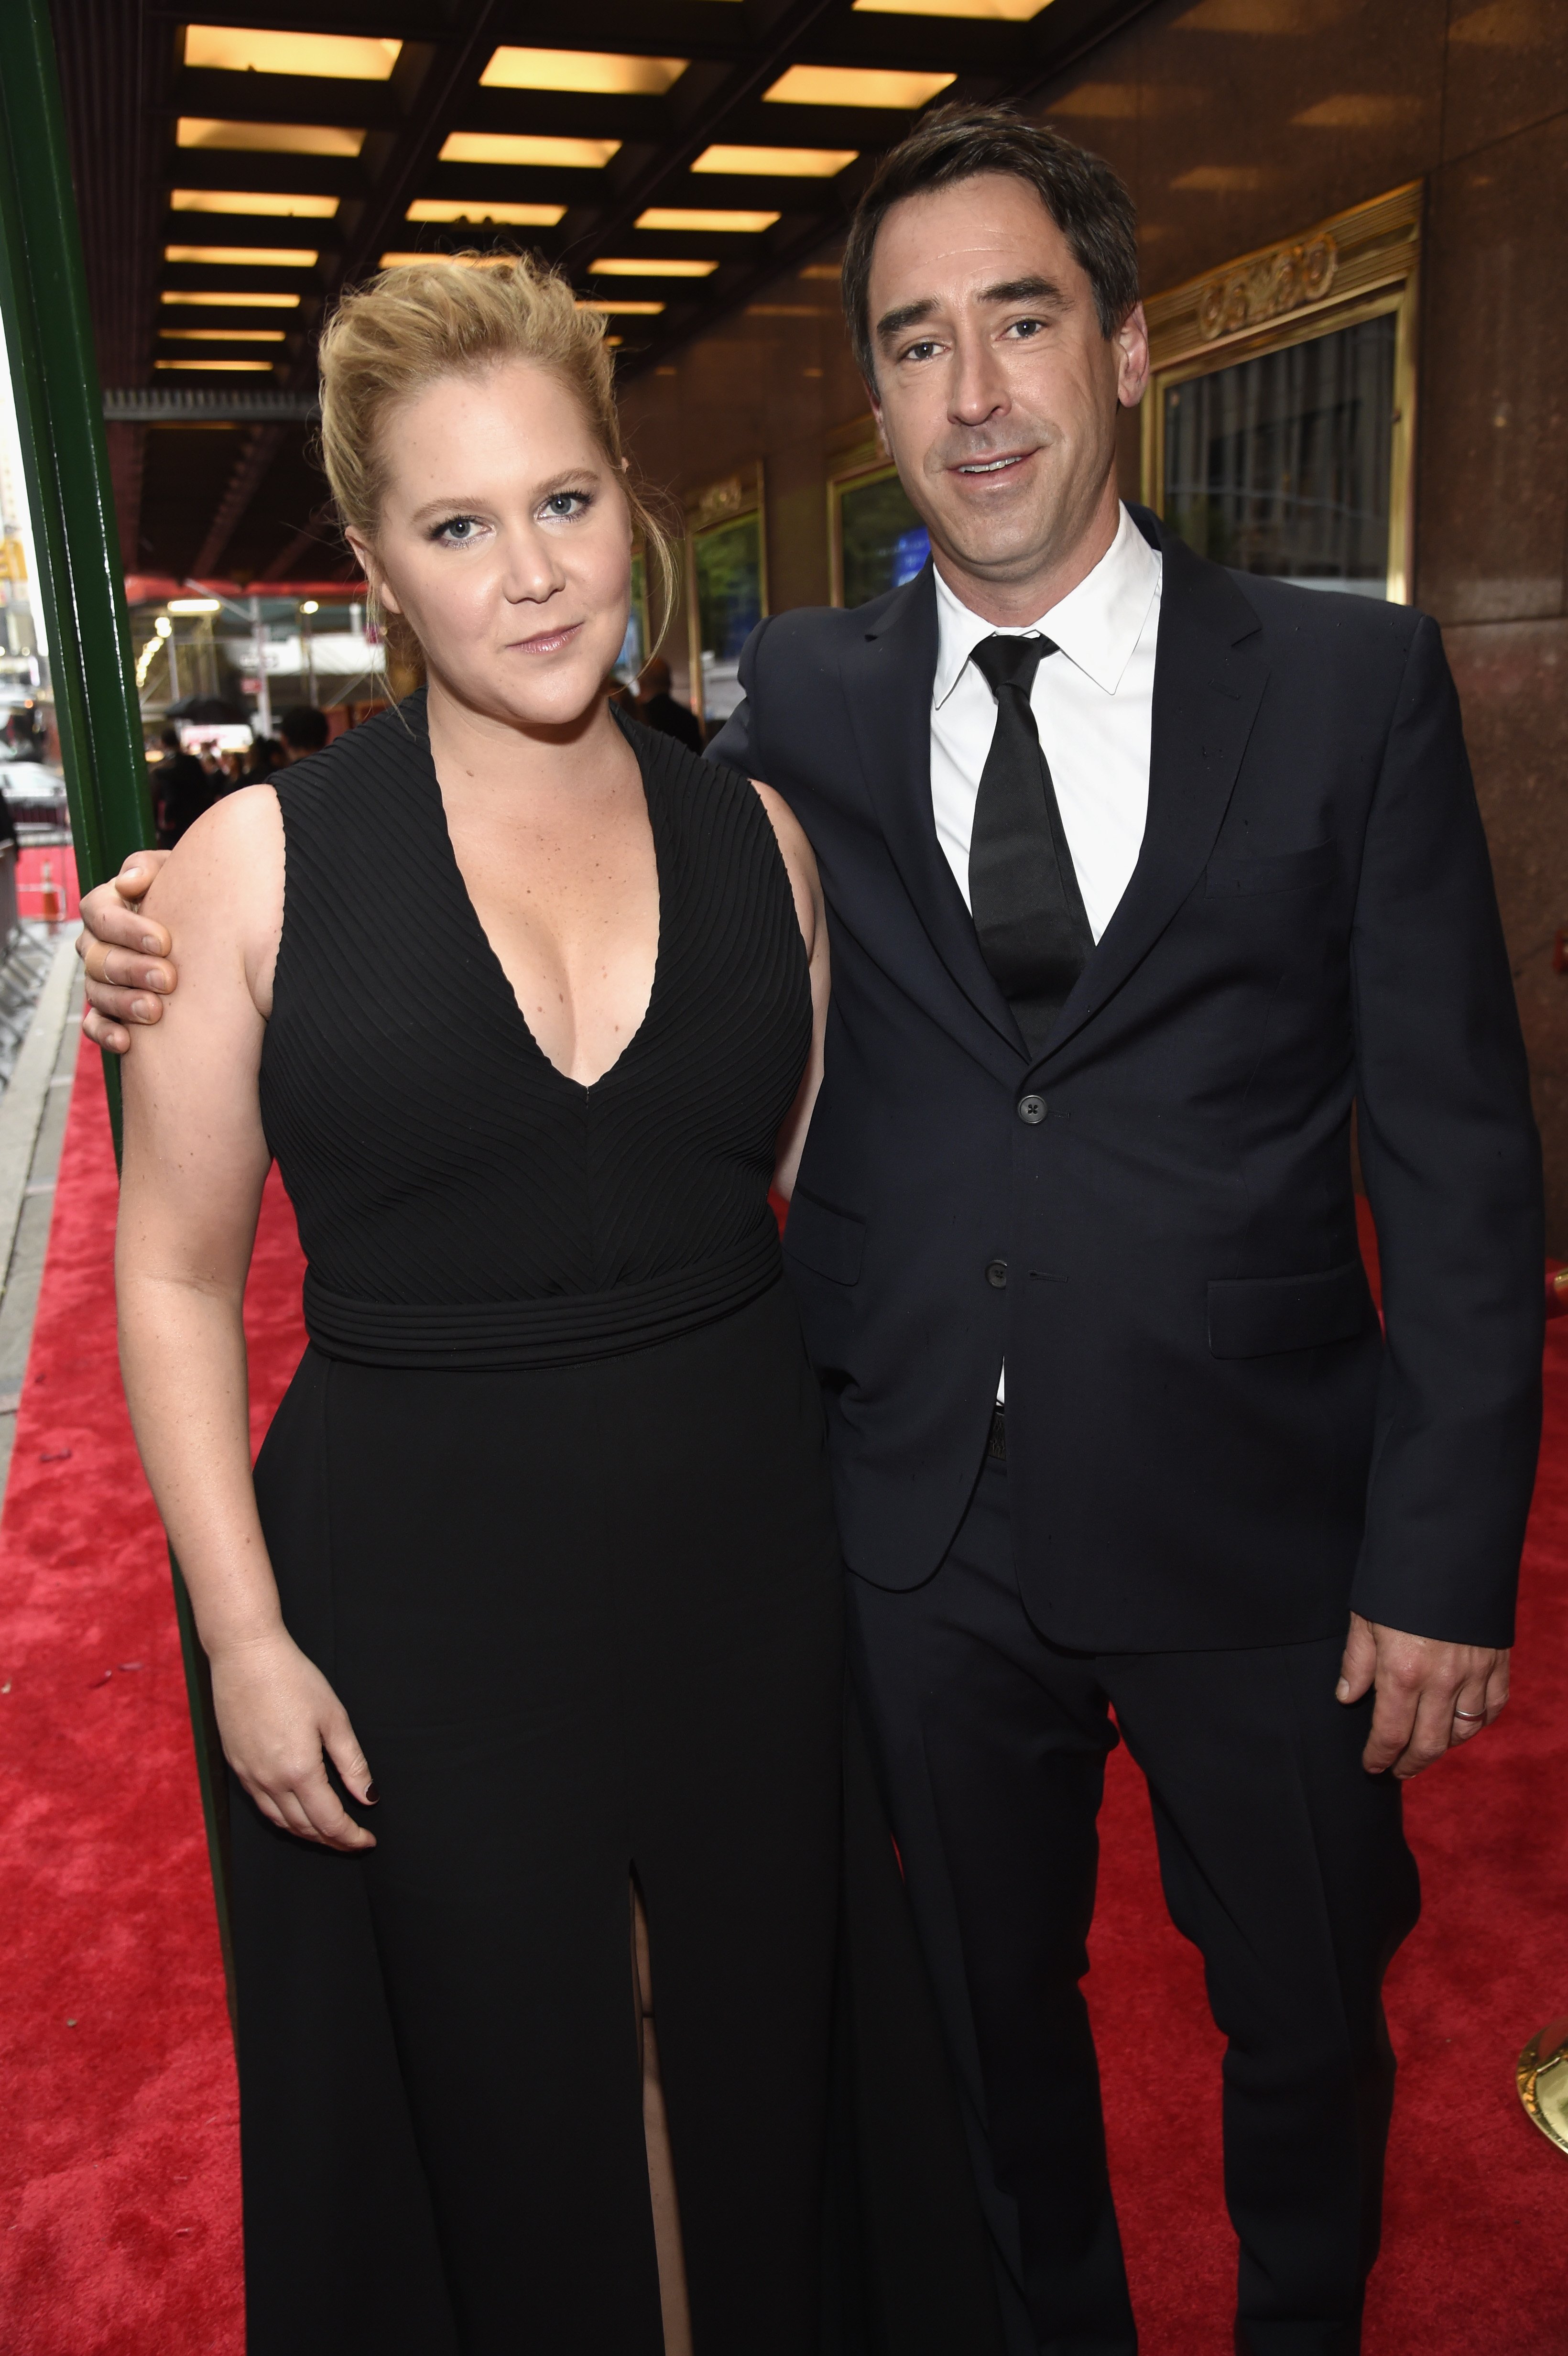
[316,251,676,689]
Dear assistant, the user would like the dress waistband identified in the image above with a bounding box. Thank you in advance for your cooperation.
[302,1221,783,1372]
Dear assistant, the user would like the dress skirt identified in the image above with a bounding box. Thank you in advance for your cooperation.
[237,1279,845,2356]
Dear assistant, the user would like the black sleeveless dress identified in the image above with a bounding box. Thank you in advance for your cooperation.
[240,694,842,2354]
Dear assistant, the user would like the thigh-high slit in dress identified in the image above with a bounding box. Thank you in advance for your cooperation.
[233,696,999,2356]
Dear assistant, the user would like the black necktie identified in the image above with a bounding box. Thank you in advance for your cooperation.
[967,633,1094,1053]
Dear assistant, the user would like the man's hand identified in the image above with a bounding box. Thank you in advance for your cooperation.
[1338,1610,1509,1778]
[76,851,175,1051]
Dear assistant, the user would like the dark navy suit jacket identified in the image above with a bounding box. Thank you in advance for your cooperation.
[708,508,1543,1653]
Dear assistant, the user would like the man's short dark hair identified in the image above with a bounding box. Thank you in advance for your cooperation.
[840,104,1140,386]
[159,725,180,751]
[278,703,330,754]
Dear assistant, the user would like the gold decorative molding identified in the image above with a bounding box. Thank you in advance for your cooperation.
[686,467,759,534]
[1195,232,1338,343]
[1145,182,1420,374]
[1519,2019,1568,2156]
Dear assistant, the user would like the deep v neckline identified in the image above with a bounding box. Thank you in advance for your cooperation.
[419,703,666,1095]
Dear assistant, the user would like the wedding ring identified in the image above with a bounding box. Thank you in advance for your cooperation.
[1453,1708,1484,1720]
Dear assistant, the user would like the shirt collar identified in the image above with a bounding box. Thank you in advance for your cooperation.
[931,502,1162,710]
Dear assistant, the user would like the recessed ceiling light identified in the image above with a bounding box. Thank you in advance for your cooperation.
[160,328,288,341]
[576,299,666,315]
[154,358,275,371]
[184,28,402,78]
[161,290,301,307]
[799,262,842,279]
[764,66,955,106]
[171,190,340,218]
[439,132,621,169]
[635,207,780,233]
[853,0,1049,13]
[177,119,365,156]
[480,47,686,96]
[407,199,566,226]
[692,145,857,176]
[165,244,318,268]
[589,258,718,277]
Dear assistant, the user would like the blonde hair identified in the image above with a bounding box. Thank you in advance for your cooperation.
[316,251,676,690]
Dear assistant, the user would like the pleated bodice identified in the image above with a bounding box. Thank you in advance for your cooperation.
[258,691,810,1368]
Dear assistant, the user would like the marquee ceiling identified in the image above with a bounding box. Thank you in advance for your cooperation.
[51,0,1154,583]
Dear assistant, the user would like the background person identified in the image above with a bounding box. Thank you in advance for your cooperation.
[631,654,702,754]
[276,703,329,763]
[147,723,215,849]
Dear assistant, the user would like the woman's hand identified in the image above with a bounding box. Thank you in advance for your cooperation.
[77,851,177,1050]
[210,1626,379,1851]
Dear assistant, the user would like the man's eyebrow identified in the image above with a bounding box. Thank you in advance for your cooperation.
[977,274,1068,308]
[875,296,937,344]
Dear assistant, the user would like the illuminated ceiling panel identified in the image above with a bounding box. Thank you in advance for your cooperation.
[764,65,956,106]
[161,290,301,307]
[171,190,340,218]
[407,199,566,226]
[853,0,1051,14]
[692,145,858,175]
[160,328,288,341]
[635,207,780,232]
[177,119,366,155]
[480,48,687,96]
[165,244,318,267]
[155,357,275,370]
[438,132,621,168]
[590,258,718,276]
[576,300,666,315]
[184,27,402,78]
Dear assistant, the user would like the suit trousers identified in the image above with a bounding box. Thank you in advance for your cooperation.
[846,1456,1421,2356]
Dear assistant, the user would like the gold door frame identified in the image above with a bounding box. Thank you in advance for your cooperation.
[1140,183,1421,605]
[683,463,767,723]
[825,418,889,608]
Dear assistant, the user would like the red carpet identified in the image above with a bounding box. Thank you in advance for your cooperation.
[2,1043,1565,2350]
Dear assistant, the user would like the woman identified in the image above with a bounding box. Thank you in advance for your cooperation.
[113,257,995,2356]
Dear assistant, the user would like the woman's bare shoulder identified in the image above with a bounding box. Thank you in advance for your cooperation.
[141,785,285,1004]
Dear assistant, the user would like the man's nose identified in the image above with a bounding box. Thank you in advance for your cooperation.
[949,332,1009,426]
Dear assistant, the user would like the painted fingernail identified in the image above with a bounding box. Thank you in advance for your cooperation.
[365,1782,379,1803]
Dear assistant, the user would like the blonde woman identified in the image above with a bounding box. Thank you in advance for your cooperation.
[112,259,992,2355]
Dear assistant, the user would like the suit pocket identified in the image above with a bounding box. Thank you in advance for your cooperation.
[1205,840,1339,897]
[784,1189,866,1286]
[1207,1258,1372,1359]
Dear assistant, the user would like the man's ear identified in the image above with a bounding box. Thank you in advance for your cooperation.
[864,380,892,460]
[1115,302,1150,412]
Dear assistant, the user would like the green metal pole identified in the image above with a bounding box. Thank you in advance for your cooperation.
[0,0,235,2027]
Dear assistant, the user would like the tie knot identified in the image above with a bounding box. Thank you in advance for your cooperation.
[969,633,1056,699]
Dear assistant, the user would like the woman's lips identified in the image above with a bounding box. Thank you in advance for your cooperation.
[507,620,584,655]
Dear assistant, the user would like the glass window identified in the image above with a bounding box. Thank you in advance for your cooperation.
[838,467,930,607]
[693,511,762,724]
[1162,311,1397,597]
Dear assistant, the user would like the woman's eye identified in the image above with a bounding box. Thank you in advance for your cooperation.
[434,515,480,544]
[542,491,590,519]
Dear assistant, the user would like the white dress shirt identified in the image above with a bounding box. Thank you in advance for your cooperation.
[930,500,1162,944]
[931,504,1162,1405]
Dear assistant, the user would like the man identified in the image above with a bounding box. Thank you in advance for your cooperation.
[276,702,330,762]
[78,109,1542,2356]
[631,654,703,753]
[147,723,215,849]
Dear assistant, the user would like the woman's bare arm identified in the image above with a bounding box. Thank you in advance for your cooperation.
[751,781,828,1204]
[116,789,375,1851]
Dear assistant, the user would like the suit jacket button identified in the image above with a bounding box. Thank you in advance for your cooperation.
[986,1259,1008,1289]
[1017,1094,1047,1124]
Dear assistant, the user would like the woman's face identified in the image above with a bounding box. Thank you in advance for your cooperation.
[351,357,632,734]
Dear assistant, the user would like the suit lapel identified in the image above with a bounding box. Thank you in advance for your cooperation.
[840,565,1025,1064]
[1040,520,1268,1065]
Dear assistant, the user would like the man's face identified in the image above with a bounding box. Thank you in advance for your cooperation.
[865,173,1147,595]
